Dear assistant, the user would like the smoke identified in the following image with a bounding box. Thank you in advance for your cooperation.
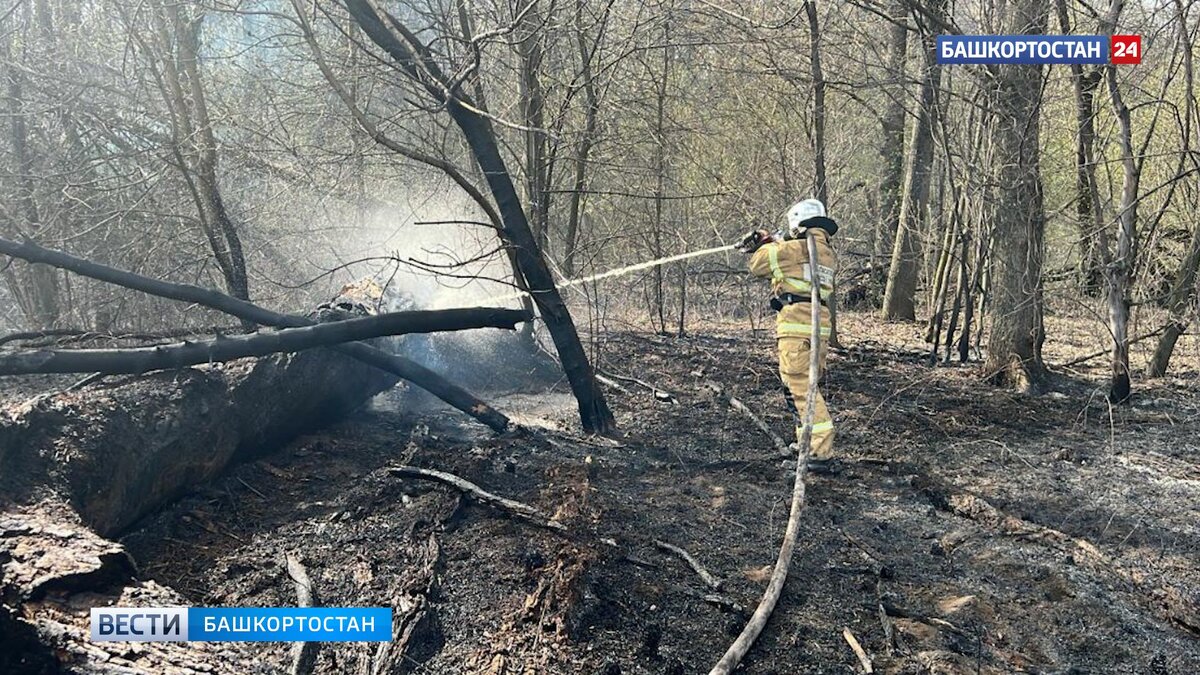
[307,182,561,400]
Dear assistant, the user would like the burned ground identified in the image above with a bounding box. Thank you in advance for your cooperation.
[105,312,1200,674]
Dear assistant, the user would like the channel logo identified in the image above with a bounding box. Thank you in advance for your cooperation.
[938,35,1141,65]
[91,608,188,642]
[91,607,392,642]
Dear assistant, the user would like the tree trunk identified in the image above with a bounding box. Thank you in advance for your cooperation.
[447,79,616,435]
[1147,0,1198,378]
[882,0,944,321]
[344,1,615,433]
[804,1,841,348]
[453,1,541,345]
[517,0,550,252]
[563,0,602,279]
[972,226,991,361]
[981,0,1049,391]
[173,5,250,301]
[0,307,529,376]
[1105,62,1138,402]
[677,260,687,336]
[872,0,909,305]
[925,193,960,349]
[1056,0,1106,295]
[805,1,828,205]
[1073,70,1106,295]
[960,225,990,363]
[1,11,60,329]
[649,12,672,334]
[944,228,969,363]
[1148,218,1200,377]
[146,1,250,301]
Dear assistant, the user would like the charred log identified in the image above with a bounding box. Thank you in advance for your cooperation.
[0,296,407,673]
[1,502,263,674]
[0,289,516,672]
[0,307,529,376]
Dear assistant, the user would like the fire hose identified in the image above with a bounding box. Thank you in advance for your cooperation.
[709,229,823,674]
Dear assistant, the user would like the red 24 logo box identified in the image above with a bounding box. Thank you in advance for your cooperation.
[1111,35,1142,65]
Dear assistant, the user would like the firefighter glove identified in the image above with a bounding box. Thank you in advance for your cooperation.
[739,229,774,253]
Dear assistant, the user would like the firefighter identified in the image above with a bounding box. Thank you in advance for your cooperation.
[741,198,839,472]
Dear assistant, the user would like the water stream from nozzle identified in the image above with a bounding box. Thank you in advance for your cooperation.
[481,243,738,304]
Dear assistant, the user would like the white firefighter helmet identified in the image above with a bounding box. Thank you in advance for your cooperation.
[786,198,826,237]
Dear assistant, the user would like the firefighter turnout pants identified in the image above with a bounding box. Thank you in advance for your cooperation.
[776,302,834,459]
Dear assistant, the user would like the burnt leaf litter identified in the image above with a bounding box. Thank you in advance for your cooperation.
[109,321,1200,674]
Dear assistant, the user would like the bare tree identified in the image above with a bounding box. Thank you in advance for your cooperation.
[1,2,60,328]
[1103,33,1139,401]
[562,0,607,278]
[872,0,909,304]
[1147,0,1198,378]
[137,1,250,302]
[803,1,843,348]
[1055,0,1106,295]
[881,0,945,321]
[649,8,673,334]
[805,1,828,205]
[516,0,552,251]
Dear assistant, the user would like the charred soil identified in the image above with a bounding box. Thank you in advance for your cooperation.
[103,316,1200,673]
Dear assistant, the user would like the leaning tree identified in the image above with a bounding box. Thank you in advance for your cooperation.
[322,0,616,433]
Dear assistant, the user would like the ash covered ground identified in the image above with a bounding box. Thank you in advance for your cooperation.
[111,311,1200,674]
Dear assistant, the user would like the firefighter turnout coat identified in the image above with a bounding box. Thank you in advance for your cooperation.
[748,229,837,459]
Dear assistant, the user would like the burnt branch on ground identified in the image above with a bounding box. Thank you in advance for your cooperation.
[388,465,569,533]
[283,553,319,675]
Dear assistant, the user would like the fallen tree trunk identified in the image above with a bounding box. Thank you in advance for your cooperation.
[0,304,406,672]
[0,307,529,375]
[0,309,405,536]
[0,235,511,431]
